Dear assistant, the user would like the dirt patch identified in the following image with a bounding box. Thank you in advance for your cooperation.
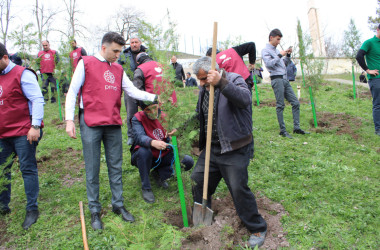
[0,218,7,246]
[310,112,363,140]
[37,148,84,187]
[254,99,276,107]
[165,194,289,249]
[376,148,380,154]
[357,90,372,99]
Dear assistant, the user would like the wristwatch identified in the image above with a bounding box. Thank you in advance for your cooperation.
[32,125,41,130]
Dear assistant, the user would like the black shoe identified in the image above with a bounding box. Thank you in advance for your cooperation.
[279,131,293,138]
[90,212,103,230]
[112,206,135,223]
[293,128,310,135]
[142,189,155,203]
[0,208,11,216]
[152,171,169,189]
[50,99,56,104]
[22,210,39,230]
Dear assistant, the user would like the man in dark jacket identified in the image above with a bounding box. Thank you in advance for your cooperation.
[171,55,185,85]
[185,72,197,87]
[190,56,267,249]
[286,60,297,81]
[130,101,174,203]
[118,36,149,144]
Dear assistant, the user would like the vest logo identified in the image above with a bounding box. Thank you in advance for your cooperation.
[153,128,164,140]
[0,85,2,97]
[44,53,51,59]
[219,54,227,60]
[104,70,115,84]
[73,52,78,57]
[154,67,162,73]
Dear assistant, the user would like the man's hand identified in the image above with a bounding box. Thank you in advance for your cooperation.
[27,127,40,144]
[166,129,177,137]
[151,140,167,150]
[280,50,287,56]
[248,63,255,71]
[207,70,221,86]
[366,69,379,76]
[66,120,77,139]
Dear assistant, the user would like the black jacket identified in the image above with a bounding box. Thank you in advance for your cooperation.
[196,71,252,154]
[172,62,185,81]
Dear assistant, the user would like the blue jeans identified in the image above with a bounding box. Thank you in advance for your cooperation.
[0,133,42,211]
[191,143,267,233]
[131,147,174,190]
[79,112,124,213]
[368,78,380,131]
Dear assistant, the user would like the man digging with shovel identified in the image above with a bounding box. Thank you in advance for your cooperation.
[190,56,267,248]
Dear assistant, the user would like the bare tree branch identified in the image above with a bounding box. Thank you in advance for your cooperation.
[0,0,13,46]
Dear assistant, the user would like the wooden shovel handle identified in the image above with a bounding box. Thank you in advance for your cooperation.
[79,201,89,250]
[203,22,218,201]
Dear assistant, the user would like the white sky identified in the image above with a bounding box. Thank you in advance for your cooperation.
[7,0,378,56]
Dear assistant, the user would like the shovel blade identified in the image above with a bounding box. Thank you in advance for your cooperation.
[193,202,213,227]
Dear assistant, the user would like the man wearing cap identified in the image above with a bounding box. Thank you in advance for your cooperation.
[185,72,197,87]
[0,42,44,230]
[130,101,174,203]
[207,42,256,91]
[191,56,267,248]
[65,32,158,230]
[125,52,178,143]
[37,40,59,103]
[356,24,380,136]
[262,29,309,138]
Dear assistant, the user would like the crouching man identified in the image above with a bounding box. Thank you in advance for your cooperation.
[130,101,174,203]
[191,56,267,248]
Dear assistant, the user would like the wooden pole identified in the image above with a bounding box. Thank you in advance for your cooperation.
[79,201,89,250]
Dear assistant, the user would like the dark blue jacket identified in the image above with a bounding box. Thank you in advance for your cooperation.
[118,45,148,79]
[286,61,297,81]
[196,71,253,154]
[185,77,197,87]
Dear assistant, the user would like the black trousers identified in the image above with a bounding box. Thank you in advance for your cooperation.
[41,73,56,102]
[191,143,267,233]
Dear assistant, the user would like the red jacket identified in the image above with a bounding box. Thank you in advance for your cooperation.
[216,48,250,80]
[38,49,56,73]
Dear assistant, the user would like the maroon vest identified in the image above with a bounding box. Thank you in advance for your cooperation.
[70,47,82,72]
[38,50,56,73]
[138,61,177,104]
[134,111,169,158]
[216,48,250,80]
[0,65,32,138]
[81,56,123,127]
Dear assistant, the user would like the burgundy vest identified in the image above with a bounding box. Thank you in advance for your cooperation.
[134,111,169,158]
[216,48,250,80]
[81,56,123,127]
[138,61,177,104]
[38,50,56,73]
[70,47,82,72]
[0,65,32,138]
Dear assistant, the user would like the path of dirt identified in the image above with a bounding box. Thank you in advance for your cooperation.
[165,194,289,249]
[254,98,310,108]
[310,112,363,140]
[326,78,369,89]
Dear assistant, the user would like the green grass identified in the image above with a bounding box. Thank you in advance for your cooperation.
[1,79,379,249]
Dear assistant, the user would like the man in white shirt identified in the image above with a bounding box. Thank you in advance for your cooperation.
[65,32,157,230]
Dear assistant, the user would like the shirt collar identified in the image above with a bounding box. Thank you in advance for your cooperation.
[95,53,113,65]
[266,43,276,50]
[1,61,15,75]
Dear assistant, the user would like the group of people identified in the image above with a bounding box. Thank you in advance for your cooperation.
[1,24,379,249]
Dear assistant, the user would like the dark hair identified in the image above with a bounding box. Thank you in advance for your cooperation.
[101,32,126,46]
[136,52,150,65]
[206,47,220,56]
[43,40,50,44]
[0,43,8,59]
[72,39,77,43]
[269,29,282,41]
[187,72,191,75]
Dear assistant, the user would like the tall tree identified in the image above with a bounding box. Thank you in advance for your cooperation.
[61,0,84,39]
[34,0,59,51]
[0,0,13,46]
[111,5,144,40]
[342,18,362,64]
[368,0,380,31]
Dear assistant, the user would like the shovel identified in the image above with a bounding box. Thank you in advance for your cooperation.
[193,22,218,227]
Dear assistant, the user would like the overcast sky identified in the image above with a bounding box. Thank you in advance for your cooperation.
[7,0,378,56]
